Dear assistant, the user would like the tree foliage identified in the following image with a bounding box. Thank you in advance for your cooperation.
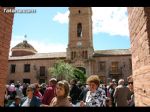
[49,60,86,83]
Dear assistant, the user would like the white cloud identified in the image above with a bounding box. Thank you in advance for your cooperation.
[92,7,129,36]
[9,35,67,55]
[53,11,69,24]
[52,7,129,37]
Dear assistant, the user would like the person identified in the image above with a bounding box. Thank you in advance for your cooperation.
[21,84,41,107]
[127,76,135,106]
[69,79,81,105]
[9,96,21,107]
[80,75,106,107]
[107,82,116,107]
[42,78,57,105]
[78,84,89,101]
[106,97,112,107]
[33,83,43,101]
[15,84,24,99]
[49,80,72,107]
[113,79,131,107]
[39,83,46,96]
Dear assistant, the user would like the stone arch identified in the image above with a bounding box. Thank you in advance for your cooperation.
[0,7,150,106]
[76,66,86,74]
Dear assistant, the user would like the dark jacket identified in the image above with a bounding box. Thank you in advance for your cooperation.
[70,84,81,104]
[21,96,41,107]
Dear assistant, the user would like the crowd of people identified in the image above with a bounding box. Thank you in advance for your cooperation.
[4,75,134,107]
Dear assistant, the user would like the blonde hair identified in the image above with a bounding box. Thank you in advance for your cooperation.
[86,75,100,86]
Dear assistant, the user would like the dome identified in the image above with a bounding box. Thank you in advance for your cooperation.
[11,40,37,56]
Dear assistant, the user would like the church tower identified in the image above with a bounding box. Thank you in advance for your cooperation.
[67,7,94,62]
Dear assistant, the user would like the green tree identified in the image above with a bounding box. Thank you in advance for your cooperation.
[49,60,86,84]
[73,68,87,84]
[49,60,74,81]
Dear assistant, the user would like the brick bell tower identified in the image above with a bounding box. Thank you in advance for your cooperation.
[67,7,94,63]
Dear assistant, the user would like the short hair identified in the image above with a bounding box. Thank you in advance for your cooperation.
[86,75,100,86]
[27,84,36,93]
[118,79,124,85]
[57,80,70,98]
[127,75,133,83]
[34,83,40,89]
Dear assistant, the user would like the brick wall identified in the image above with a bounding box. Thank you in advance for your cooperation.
[128,7,150,106]
[0,7,14,106]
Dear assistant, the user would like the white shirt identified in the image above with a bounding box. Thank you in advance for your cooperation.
[22,97,31,107]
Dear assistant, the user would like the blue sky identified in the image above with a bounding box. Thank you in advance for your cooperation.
[10,7,130,54]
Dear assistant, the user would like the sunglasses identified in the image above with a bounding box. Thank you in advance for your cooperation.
[128,82,133,84]
[27,89,32,92]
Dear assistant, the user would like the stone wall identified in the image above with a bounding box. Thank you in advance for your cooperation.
[93,55,132,82]
[0,7,14,106]
[128,7,150,106]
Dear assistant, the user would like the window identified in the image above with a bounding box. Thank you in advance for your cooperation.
[85,51,88,59]
[11,64,16,73]
[98,62,106,72]
[111,62,119,73]
[78,10,81,14]
[9,80,14,84]
[71,51,76,59]
[39,79,45,84]
[82,51,88,59]
[71,52,73,60]
[23,79,30,84]
[77,23,82,37]
[24,64,30,72]
[40,66,45,76]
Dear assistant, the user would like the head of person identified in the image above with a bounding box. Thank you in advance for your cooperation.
[14,96,21,105]
[118,79,125,86]
[55,80,70,98]
[127,75,134,91]
[70,79,77,85]
[26,84,35,98]
[49,78,57,86]
[34,83,40,91]
[112,79,116,84]
[86,75,100,92]
[106,97,112,107]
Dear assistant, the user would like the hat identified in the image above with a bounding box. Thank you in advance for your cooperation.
[15,96,21,100]
[112,79,116,82]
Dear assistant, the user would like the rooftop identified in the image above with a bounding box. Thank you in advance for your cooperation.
[11,40,37,53]
[93,49,131,57]
[9,49,131,61]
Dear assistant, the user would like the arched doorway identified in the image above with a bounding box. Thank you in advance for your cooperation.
[76,67,86,74]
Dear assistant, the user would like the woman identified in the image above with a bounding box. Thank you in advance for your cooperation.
[49,80,72,107]
[33,83,43,101]
[21,84,41,107]
[80,75,106,107]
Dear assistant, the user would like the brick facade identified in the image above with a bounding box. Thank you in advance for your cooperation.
[128,7,150,106]
[0,7,14,106]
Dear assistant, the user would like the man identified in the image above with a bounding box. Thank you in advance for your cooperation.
[113,79,131,107]
[69,79,81,105]
[42,78,57,105]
